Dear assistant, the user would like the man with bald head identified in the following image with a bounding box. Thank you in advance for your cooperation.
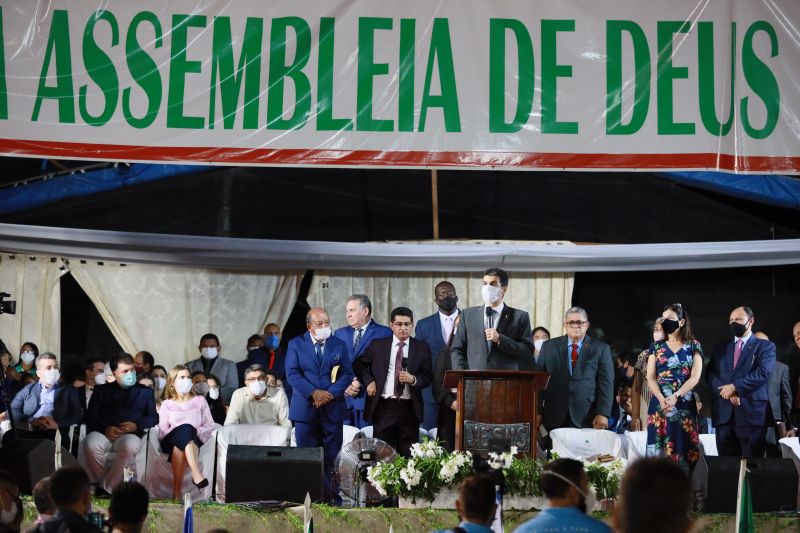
[286,307,353,503]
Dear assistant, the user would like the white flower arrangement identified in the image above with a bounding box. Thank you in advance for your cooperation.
[487,445,518,470]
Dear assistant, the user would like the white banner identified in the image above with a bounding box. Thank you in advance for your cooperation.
[0,0,798,172]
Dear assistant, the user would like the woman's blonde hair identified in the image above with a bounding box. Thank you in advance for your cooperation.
[164,364,193,401]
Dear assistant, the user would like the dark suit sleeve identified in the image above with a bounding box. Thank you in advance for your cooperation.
[733,341,776,395]
[132,389,158,432]
[353,342,376,386]
[85,386,104,434]
[595,343,614,418]
[432,348,451,403]
[286,342,317,400]
[411,342,433,390]
[57,387,84,429]
[450,317,468,370]
[780,366,793,427]
[497,311,534,362]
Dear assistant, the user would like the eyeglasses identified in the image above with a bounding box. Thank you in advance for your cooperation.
[392,321,412,327]
[565,321,588,327]
[244,376,266,383]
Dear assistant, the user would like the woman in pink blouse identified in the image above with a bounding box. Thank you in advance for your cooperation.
[158,365,215,499]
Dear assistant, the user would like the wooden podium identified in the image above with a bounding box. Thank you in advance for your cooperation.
[443,370,549,458]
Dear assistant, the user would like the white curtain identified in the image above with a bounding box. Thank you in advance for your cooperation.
[0,254,64,357]
[67,262,302,369]
[307,270,574,337]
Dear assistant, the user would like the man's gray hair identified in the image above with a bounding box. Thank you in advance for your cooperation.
[35,352,58,369]
[244,364,266,379]
[347,294,373,316]
[564,307,589,321]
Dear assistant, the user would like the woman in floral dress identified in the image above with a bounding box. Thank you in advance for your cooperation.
[646,303,703,471]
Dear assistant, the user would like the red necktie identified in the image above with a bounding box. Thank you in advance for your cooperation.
[394,341,405,397]
[268,350,275,369]
[571,343,579,370]
[733,339,743,367]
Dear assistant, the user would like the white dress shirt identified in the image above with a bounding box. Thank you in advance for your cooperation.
[224,386,291,427]
[382,336,411,400]
[439,309,460,344]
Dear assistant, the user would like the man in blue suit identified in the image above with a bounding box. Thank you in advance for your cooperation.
[333,294,391,428]
[708,306,776,458]
[414,281,460,430]
[286,307,353,502]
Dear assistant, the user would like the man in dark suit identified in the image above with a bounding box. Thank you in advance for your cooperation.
[6,352,82,449]
[82,352,158,493]
[708,306,776,458]
[353,307,433,457]
[451,267,533,370]
[286,307,353,502]
[537,306,614,432]
[237,323,291,401]
[414,281,460,430]
[333,294,392,428]
[766,359,794,456]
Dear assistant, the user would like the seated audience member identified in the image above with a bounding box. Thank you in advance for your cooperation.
[103,362,116,383]
[109,481,149,533]
[238,324,290,396]
[31,477,56,527]
[514,459,610,533]
[530,326,551,368]
[225,364,290,427]
[150,366,168,400]
[190,371,209,397]
[613,458,692,533]
[607,383,633,434]
[246,334,265,355]
[0,470,22,533]
[133,352,154,378]
[73,359,105,412]
[82,353,158,494]
[186,333,238,405]
[33,466,104,533]
[9,342,39,381]
[137,374,154,390]
[158,365,214,499]
[434,474,497,533]
[7,353,82,449]
[205,374,226,425]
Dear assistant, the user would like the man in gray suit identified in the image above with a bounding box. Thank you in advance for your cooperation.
[450,267,533,370]
[186,333,239,405]
[766,359,795,456]
[537,307,614,432]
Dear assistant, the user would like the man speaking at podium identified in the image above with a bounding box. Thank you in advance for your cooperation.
[450,268,533,370]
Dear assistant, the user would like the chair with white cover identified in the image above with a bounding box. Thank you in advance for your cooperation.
[360,426,374,438]
[214,424,292,503]
[342,425,360,447]
[698,434,718,457]
[550,428,624,460]
[623,430,647,460]
[779,437,800,509]
[137,425,219,502]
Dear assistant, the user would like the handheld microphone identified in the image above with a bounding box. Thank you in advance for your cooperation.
[401,354,409,371]
[485,306,494,329]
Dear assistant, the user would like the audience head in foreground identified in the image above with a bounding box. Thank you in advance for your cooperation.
[439,473,497,532]
[613,457,692,533]
[109,481,149,533]
[0,470,21,533]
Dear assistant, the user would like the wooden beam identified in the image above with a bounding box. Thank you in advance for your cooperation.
[431,168,440,239]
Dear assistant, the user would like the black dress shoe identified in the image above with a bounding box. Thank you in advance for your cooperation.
[193,478,209,489]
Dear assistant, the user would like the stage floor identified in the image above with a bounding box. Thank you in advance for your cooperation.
[20,500,800,532]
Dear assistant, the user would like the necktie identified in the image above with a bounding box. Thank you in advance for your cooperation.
[733,339,743,367]
[394,341,405,397]
[571,343,579,371]
[353,328,364,352]
[268,350,275,369]
[314,342,323,359]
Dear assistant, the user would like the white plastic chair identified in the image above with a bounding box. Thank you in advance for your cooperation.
[550,428,624,460]
[623,430,647,459]
[360,425,374,438]
[699,433,718,457]
[779,437,800,509]
[427,427,438,441]
[342,425,360,447]
[214,424,292,502]
[138,425,219,502]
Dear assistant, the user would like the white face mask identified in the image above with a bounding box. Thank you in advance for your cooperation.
[541,471,596,515]
[313,326,332,341]
[481,284,503,305]
[201,347,219,360]
[175,378,193,394]
[42,368,60,386]
[154,376,167,391]
[208,387,220,400]
[20,351,35,364]
[94,372,107,386]
[533,339,545,352]
[248,380,267,397]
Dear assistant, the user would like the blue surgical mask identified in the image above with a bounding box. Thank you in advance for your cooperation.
[119,371,137,388]
[264,334,280,350]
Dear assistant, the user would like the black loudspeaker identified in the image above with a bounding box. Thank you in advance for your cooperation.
[692,455,798,512]
[0,439,78,493]
[225,445,324,503]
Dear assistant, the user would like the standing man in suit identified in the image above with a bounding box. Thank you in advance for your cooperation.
[354,307,433,457]
[766,359,794,456]
[708,306,776,458]
[537,307,614,432]
[6,352,82,449]
[286,307,353,502]
[82,353,158,494]
[333,294,392,428]
[186,333,239,405]
[414,281,460,430]
[451,267,533,370]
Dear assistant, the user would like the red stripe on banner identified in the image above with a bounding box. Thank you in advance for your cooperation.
[0,138,797,172]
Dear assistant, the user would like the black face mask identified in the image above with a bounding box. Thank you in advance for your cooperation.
[661,318,680,334]
[437,296,458,312]
[729,321,749,338]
